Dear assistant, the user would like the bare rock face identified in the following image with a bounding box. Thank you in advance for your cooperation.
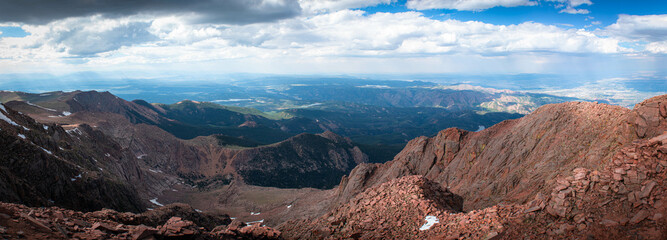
[629,95,667,139]
[502,132,667,239]
[0,103,147,213]
[335,100,638,210]
[280,95,667,239]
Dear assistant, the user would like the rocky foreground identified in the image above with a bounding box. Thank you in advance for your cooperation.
[280,131,667,239]
[0,203,280,239]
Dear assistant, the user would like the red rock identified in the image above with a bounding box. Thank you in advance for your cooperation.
[20,213,52,233]
[630,210,650,225]
[130,225,157,240]
[600,219,619,227]
[639,181,657,199]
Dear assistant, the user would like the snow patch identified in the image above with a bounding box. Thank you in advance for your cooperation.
[40,147,53,155]
[148,169,163,173]
[98,167,103,171]
[287,205,292,209]
[26,101,57,112]
[150,198,164,207]
[195,209,203,213]
[17,134,26,139]
[250,212,261,216]
[66,128,82,135]
[105,153,111,157]
[70,173,82,182]
[419,215,439,231]
[0,106,20,127]
[245,219,264,225]
[137,154,147,159]
[43,125,49,130]
[62,111,72,116]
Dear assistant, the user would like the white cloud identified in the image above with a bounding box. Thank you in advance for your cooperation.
[547,0,591,14]
[1,10,661,75]
[603,14,667,42]
[406,0,536,11]
[559,6,589,14]
[646,41,667,54]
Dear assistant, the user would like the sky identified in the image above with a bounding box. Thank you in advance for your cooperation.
[0,0,665,79]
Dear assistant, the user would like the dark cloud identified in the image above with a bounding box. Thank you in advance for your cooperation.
[51,22,158,56]
[0,0,302,25]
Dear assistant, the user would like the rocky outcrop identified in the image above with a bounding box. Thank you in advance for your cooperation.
[279,99,667,239]
[0,103,150,212]
[0,202,281,239]
[333,96,664,210]
[499,131,667,239]
[280,175,525,239]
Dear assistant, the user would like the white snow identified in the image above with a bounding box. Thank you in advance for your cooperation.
[137,154,147,159]
[230,217,236,220]
[250,212,261,215]
[22,126,29,131]
[147,208,153,211]
[0,109,20,127]
[245,219,264,225]
[195,209,203,213]
[419,215,439,231]
[150,198,164,207]
[105,153,111,157]
[17,134,26,139]
[26,101,57,112]
[98,167,104,171]
[71,173,82,181]
[43,125,49,130]
[148,169,163,173]
[66,128,82,135]
[62,111,72,116]
[287,205,292,209]
[40,147,53,155]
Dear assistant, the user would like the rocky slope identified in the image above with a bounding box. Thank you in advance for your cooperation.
[333,96,661,210]
[2,91,370,190]
[280,125,667,239]
[277,94,667,238]
[0,202,282,239]
[0,103,157,212]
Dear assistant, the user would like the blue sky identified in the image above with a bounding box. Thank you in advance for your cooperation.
[0,0,665,79]
[358,0,666,27]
